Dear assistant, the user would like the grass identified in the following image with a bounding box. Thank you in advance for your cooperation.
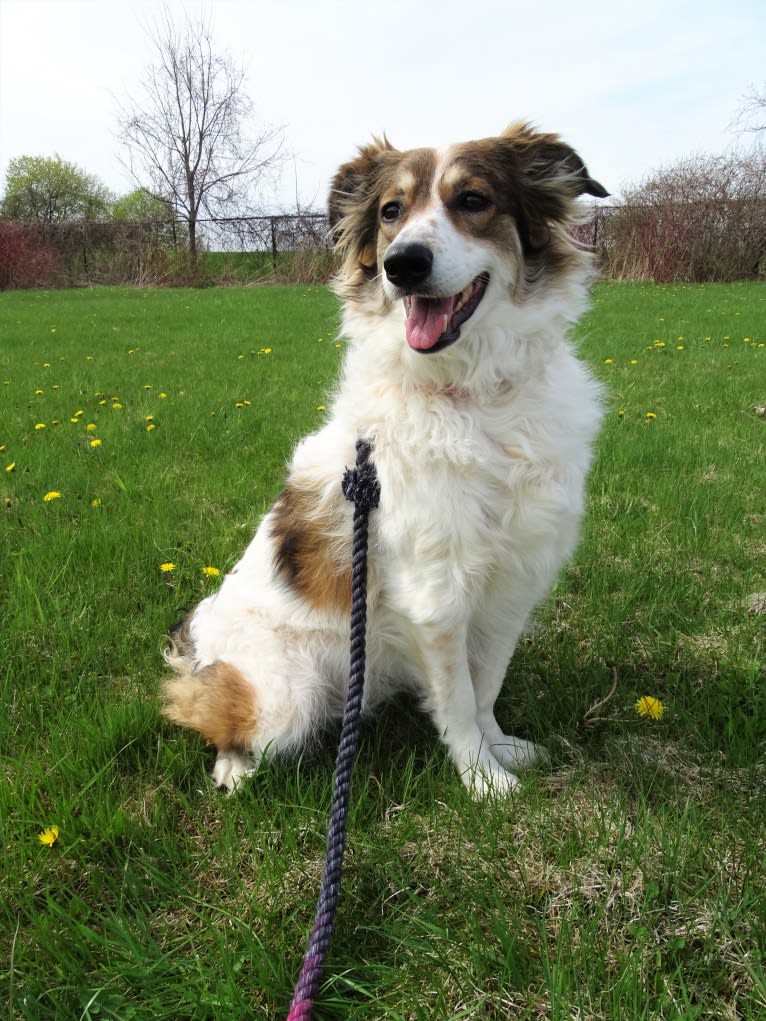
[1,281,765,1020]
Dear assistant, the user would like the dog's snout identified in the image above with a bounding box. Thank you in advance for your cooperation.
[383,242,433,291]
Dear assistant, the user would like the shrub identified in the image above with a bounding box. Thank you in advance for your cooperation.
[0,220,62,289]
[600,149,766,282]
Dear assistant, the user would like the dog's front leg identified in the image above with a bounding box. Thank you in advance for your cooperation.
[415,623,521,798]
[469,614,549,774]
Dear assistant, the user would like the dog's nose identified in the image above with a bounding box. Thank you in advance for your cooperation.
[383,242,433,290]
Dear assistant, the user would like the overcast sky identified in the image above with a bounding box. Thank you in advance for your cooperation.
[1,0,764,212]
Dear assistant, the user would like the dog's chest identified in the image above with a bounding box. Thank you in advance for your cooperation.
[368,391,555,578]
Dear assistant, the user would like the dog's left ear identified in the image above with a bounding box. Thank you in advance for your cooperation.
[502,122,609,207]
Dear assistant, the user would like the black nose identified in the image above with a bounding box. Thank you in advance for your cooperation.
[383,242,433,290]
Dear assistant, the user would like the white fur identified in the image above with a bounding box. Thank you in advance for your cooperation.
[165,131,605,797]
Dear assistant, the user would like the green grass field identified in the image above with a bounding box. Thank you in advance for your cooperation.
[2,282,765,1020]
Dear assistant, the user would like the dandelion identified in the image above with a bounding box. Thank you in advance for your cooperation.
[91,498,102,507]
[603,358,614,365]
[635,695,665,720]
[6,462,16,473]
[86,423,97,432]
[112,402,123,410]
[316,404,326,412]
[201,566,220,578]
[160,562,176,573]
[34,422,47,430]
[146,422,156,432]
[630,359,639,365]
[89,438,102,448]
[159,392,168,399]
[645,411,657,421]
[38,825,60,847]
[43,491,61,502]
[257,347,272,356]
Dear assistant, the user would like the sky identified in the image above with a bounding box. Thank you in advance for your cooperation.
[0,0,764,213]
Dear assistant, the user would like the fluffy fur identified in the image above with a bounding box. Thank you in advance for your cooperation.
[163,121,607,797]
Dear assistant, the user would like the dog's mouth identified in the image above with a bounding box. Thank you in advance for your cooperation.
[403,273,489,354]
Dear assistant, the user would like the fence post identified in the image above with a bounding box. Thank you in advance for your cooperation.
[271,217,278,271]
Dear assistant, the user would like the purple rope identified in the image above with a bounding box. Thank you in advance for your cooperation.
[286,440,380,1021]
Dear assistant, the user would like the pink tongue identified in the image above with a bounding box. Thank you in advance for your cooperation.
[405,296,455,350]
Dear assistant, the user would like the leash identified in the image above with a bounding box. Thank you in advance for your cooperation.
[286,439,380,1020]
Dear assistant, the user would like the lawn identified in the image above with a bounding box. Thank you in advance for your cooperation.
[1,282,765,1020]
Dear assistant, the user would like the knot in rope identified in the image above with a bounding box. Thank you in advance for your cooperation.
[342,439,380,512]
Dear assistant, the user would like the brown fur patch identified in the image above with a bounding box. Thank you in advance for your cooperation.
[270,482,353,615]
[162,660,259,751]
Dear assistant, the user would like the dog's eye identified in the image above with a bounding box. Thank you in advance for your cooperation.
[380,201,402,223]
[458,192,491,213]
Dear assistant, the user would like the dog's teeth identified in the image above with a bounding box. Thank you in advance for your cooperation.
[443,314,450,333]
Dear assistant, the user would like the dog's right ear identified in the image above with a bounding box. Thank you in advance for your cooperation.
[328,137,399,278]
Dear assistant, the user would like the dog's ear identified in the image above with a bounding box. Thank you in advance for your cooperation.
[328,137,400,277]
[502,121,608,208]
[328,138,395,229]
[498,122,607,262]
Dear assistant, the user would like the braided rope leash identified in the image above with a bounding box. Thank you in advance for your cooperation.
[286,439,380,1021]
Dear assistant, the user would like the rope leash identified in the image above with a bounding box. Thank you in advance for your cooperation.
[286,439,380,1021]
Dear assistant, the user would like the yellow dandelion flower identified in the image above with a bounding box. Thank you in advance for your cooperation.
[635,695,665,720]
[630,359,639,365]
[645,411,657,421]
[201,566,220,578]
[160,562,176,573]
[38,825,60,846]
[6,462,16,472]
[91,498,102,507]
[34,422,47,430]
[146,423,156,432]
[86,422,97,432]
[89,438,102,448]
[316,404,326,412]
[603,358,614,365]
[43,491,61,502]
[112,402,123,410]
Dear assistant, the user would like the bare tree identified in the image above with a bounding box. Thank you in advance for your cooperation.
[117,12,284,276]
[732,83,766,139]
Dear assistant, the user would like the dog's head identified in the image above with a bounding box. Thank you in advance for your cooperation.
[329,122,607,354]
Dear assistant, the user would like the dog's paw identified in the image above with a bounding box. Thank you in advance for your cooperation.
[488,736,549,772]
[462,759,521,800]
[212,750,256,793]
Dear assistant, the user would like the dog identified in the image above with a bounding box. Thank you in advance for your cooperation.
[162,121,607,797]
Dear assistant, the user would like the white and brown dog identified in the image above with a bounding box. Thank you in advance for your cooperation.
[163,122,607,797]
